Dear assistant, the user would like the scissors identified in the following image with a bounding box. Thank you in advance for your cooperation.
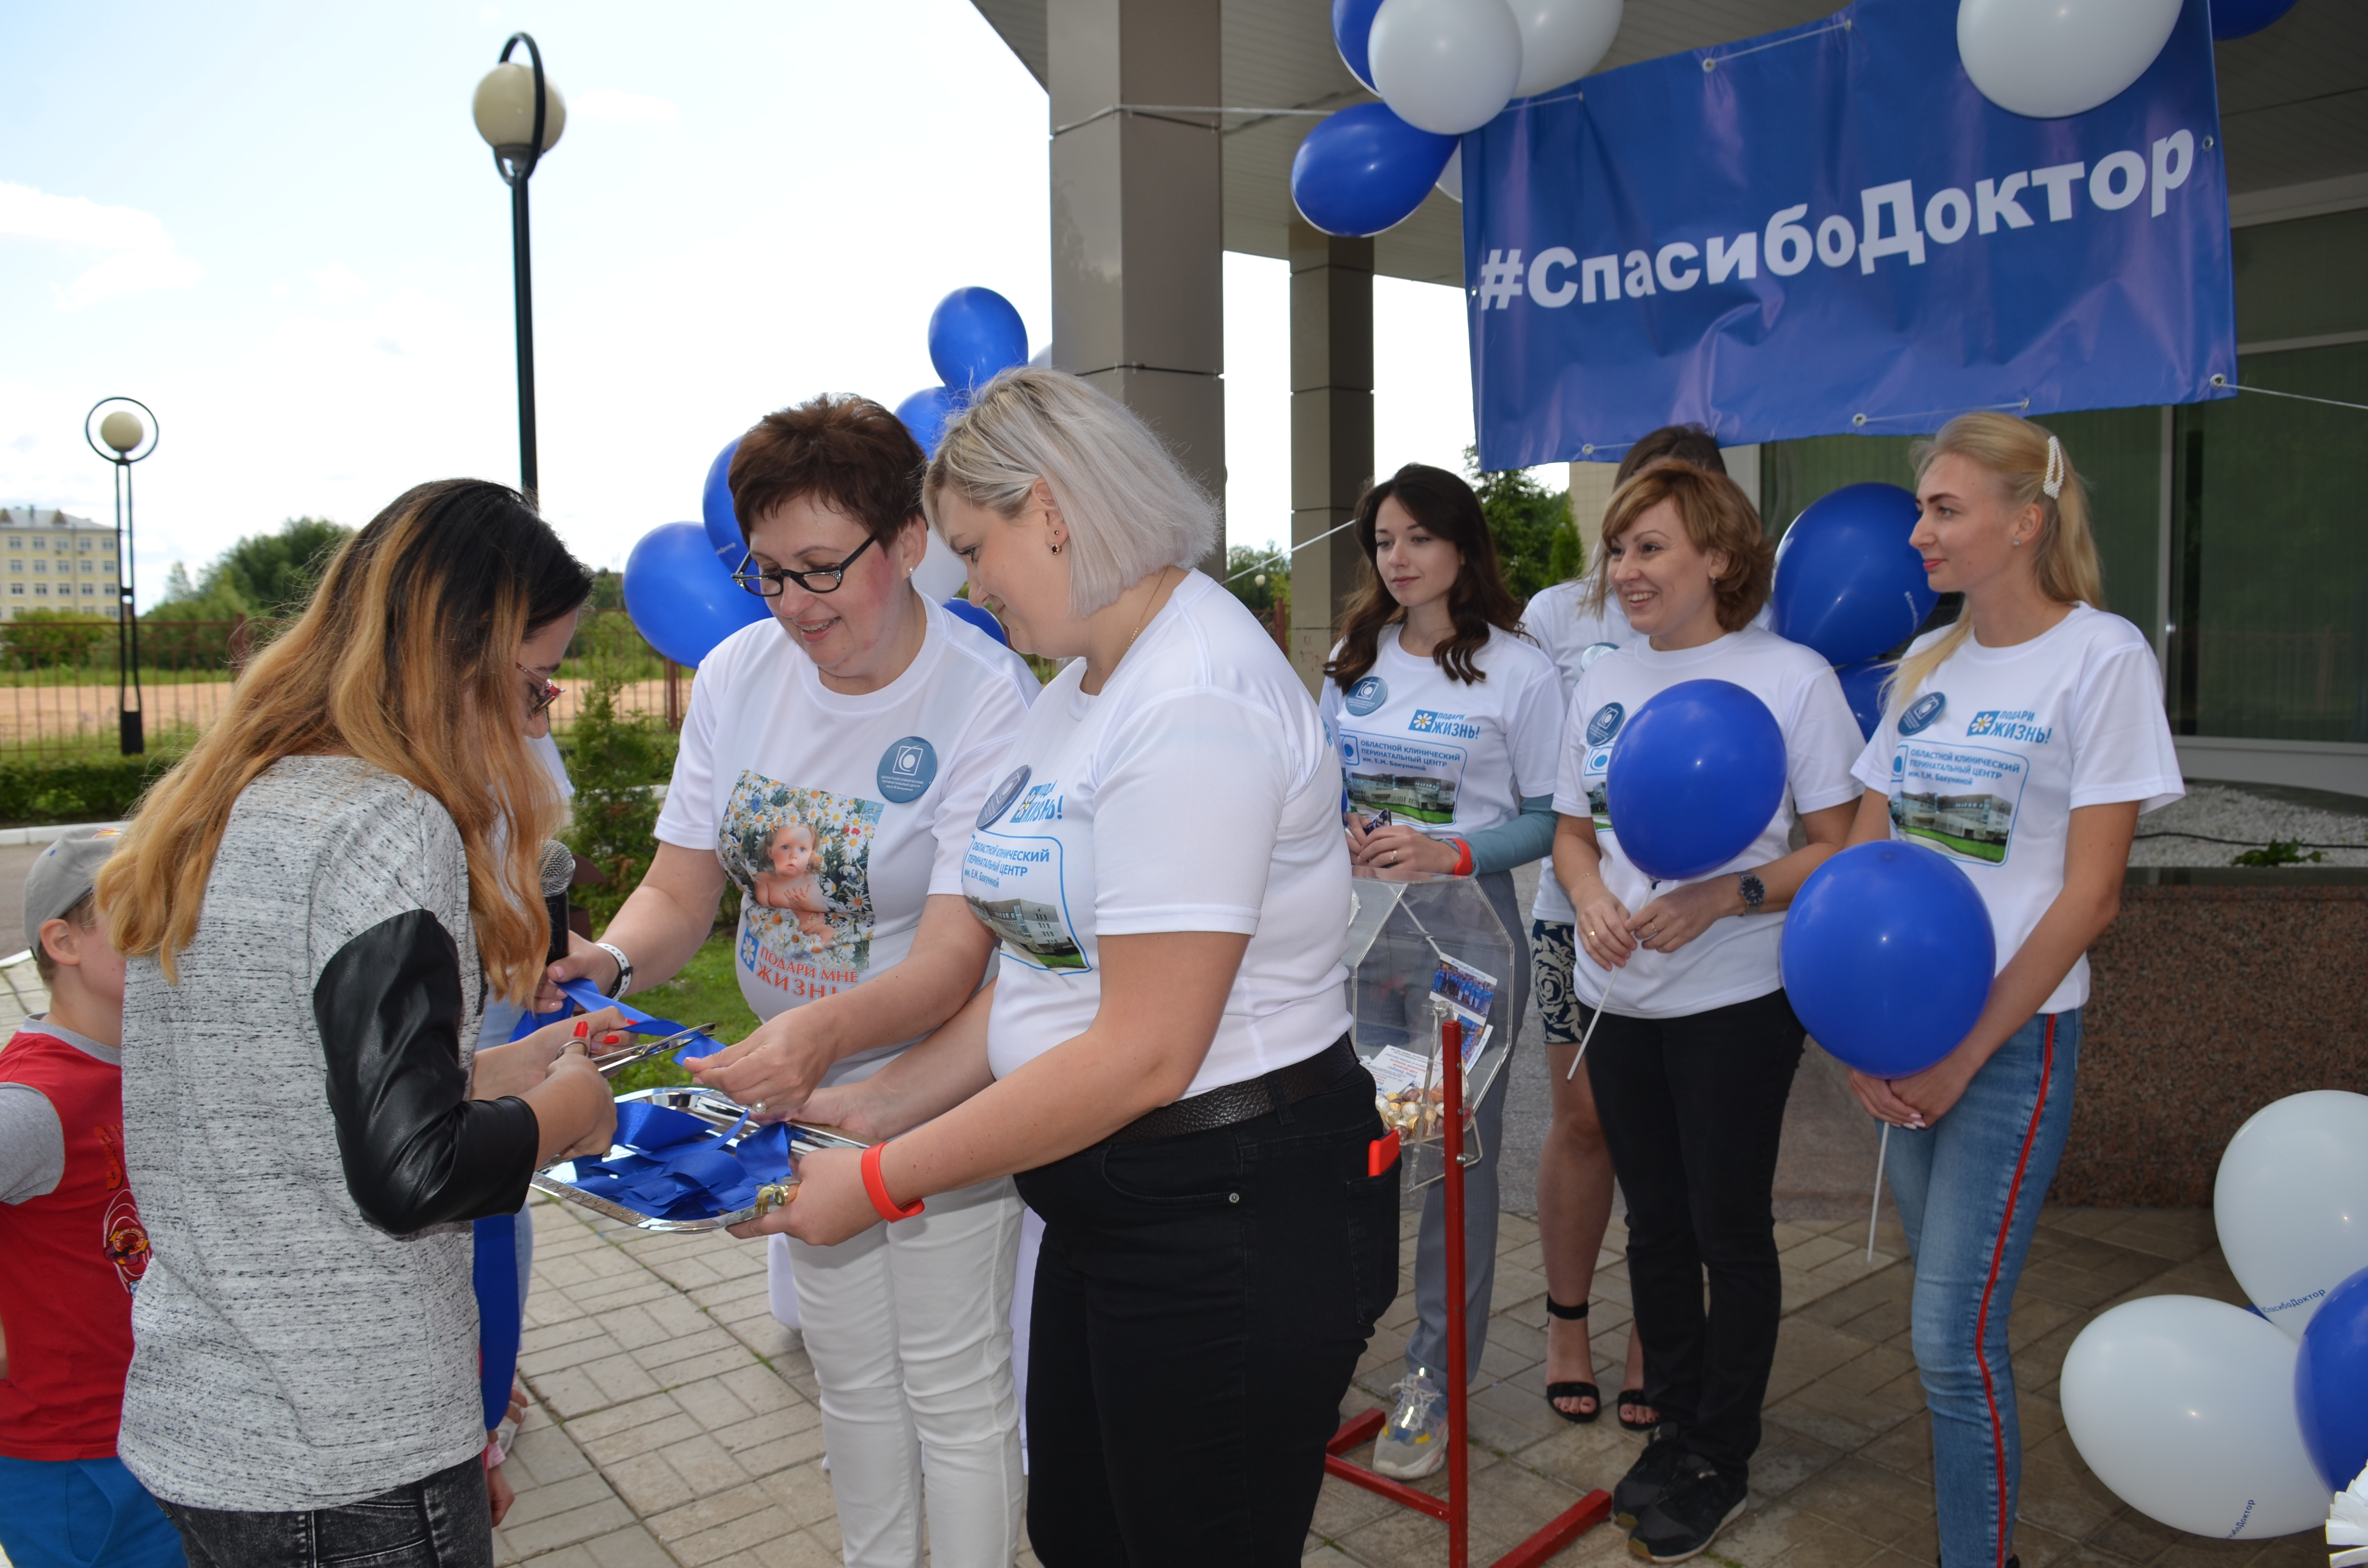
[590,1023,721,1078]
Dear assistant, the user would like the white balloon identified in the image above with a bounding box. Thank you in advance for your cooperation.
[2060,1296,2329,1539]
[2216,1090,2368,1340]
[1509,0,1622,98]
[1957,0,2182,120]
[1437,145,1463,201]
[1369,0,1524,137]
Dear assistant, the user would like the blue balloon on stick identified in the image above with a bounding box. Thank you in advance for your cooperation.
[2211,0,2300,40]
[1782,842,1996,1078]
[896,386,966,458]
[1291,103,1458,239]
[1604,679,1787,883]
[927,288,1029,394]
[624,522,770,668]
[2297,1264,2368,1489]
[1332,0,1385,89]
[701,439,742,561]
[943,597,1009,647]
[1771,483,1936,666]
[1834,660,1889,740]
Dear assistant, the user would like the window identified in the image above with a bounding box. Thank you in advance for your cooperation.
[7,560,18,574]
[76,538,91,552]
[79,560,92,572]
[7,584,19,597]
[31,561,44,573]
[80,583,95,596]
[31,538,45,551]
[33,584,47,596]
[5,537,18,550]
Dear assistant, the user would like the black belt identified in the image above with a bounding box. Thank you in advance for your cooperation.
[1110,1034,1360,1144]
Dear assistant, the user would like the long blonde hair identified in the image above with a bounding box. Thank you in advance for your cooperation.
[1887,413,2105,711]
[97,480,592,1001]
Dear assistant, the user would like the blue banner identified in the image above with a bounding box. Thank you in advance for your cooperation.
[1462,0,2235,469]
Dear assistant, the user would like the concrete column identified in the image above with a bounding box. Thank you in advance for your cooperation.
[1047,0,1224,571]
[1287,219,1373,693]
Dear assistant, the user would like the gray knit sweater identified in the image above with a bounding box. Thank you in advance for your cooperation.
[118,757,525,1511]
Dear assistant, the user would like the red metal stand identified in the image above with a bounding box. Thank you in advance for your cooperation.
[1325,1017,1616,1568]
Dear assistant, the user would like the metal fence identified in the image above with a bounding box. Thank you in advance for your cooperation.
[0,610,683,762]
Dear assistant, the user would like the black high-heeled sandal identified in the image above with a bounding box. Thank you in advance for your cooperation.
[1543,1297,1601,1424]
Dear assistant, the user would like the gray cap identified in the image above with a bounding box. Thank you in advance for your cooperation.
[24,828,123,933]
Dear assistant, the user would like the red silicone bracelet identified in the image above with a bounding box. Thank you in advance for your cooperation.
[861,1141,925,1222]
[1450,838,1474,876]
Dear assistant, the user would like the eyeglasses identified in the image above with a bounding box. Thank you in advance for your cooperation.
[519,666,562,718]
[731,533,878,598]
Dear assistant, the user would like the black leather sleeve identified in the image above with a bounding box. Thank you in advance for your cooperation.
[313,909,542,1235]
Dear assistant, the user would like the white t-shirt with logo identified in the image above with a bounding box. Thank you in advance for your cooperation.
[1319,625,1563,857]
[1553,627,1864,1019]
[656,596,1038,1083]
[1850,604,2182,1015]
[1526,580,1629,922]
[966,572,1352,1100]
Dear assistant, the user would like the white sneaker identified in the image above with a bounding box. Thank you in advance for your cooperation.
[1371,1371,1447,1479]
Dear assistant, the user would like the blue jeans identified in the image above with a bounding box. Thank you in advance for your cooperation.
[0,1454,187,1568]
[1884,1009,2082,1568]
[159,1454,491,1568]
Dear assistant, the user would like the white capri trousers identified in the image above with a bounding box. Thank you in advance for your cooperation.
[771,1176,1028,1568]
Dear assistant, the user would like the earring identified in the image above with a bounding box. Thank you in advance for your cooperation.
[2011,539,2023,548]
[1050,541,1063,555]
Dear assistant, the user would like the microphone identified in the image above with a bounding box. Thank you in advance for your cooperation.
[538,840,576,966]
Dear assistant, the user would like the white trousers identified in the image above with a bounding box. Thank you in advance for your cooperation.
[775,1176,1025,1568]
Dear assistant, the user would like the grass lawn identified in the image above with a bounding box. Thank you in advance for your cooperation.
[608,928,764,1096]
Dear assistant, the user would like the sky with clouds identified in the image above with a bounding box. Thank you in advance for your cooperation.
[0,0,1503,591]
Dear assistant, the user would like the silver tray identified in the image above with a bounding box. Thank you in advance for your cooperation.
[532,1087,869,1232]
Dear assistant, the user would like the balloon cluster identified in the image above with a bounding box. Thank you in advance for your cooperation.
[1769,482,1936,741]
[619,286,1030,668]
[2059,1090,2368,1538]
[1294,0,1621,237]
[1952,0,2299,120]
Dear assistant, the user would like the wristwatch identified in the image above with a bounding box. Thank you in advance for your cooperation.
[594,941,634,998]
[1738,872,1767,913]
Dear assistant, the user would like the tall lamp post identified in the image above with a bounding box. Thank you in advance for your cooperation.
[473,36,565,507]
[84,397,157,756]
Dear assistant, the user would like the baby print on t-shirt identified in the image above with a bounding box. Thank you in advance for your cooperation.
[721,771,883,997]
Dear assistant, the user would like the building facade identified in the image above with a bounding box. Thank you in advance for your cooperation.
[0,506,123,623]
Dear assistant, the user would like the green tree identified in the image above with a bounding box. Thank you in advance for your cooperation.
[1221,544,1291,649]
[557,669,680,925]
[1,609,112,670]
[1466,447,1572,602]
[148,517,351,622]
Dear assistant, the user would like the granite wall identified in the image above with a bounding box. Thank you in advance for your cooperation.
[2052,870,2368,1206]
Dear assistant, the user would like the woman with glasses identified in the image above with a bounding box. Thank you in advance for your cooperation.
[745,369,1396,1566]
[545,394,1037,1568]
[98,479,625,1566]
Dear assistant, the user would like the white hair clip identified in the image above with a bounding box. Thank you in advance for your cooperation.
[2042,434,2065,500]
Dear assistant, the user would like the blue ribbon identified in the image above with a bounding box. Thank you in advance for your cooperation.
[471,1211,520,1433]
[555,1102,793,1222]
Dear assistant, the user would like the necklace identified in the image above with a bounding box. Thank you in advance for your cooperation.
[1113,567,1177,670]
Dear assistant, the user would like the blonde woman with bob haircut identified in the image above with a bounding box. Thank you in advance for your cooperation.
[99,479,625,1568]
[1843,414,2180,1568]
[1548,463,1865,1564]
[745,368,1397,1565]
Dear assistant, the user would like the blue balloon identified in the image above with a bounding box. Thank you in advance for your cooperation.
[927,287,1029,394]
[2298,1264,2368,1489]
[1332,0,1385,89]
[1834,660,1889,740]
[943,596,1009,647]
[896,386,965,458]
[701,439,741,561]
[624,522,770,668]
[1781,842,1996,1077]
[1291,103,1458,239]
[1603,679,1787,883]
[2211,0,2300,40]
[1771,482,1937,666]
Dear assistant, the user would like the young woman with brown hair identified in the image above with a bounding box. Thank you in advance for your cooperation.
[1551,463,1864,1563]
[1320,462,1565,1478]
[99,479,622,1568]
[1845,415,2180,1568]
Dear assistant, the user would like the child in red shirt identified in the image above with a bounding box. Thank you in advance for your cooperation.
[0,829,186,1568]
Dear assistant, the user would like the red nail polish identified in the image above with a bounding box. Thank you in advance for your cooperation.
[572,1020,589,1039]
[603,1034,621,1046]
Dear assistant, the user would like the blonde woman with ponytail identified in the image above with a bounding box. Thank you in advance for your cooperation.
[1842,415,2181,1568]
[99,479,623,1568]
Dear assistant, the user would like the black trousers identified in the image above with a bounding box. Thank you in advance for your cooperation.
[1584,987,1805,1481]
[1014,1066,1400,1567]
[162,1454,490,1568]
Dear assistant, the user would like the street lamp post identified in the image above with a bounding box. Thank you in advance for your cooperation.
[84,397,157,756]
[473,36,565,507]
